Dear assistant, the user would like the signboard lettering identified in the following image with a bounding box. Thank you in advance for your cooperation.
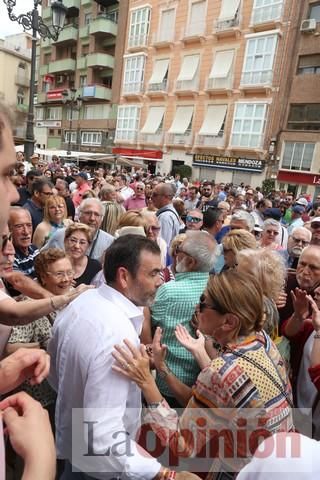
[193,154,264,172]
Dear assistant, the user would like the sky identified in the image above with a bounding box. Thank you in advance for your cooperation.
[0,0,39,38]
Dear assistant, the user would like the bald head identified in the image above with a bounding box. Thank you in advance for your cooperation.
[297,245,320,291]
[152,183,175,209]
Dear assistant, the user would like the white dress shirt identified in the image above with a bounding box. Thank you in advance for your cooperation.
[48,284,161,479]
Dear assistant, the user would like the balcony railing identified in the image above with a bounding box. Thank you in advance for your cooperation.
[140,132,164,144]
[128,34,149,49]
[240,69,273,86]
[115,131,138,142]
[196,131,225,147]
[229,134,264,150]
[175,77,199,92]
[166,130,193,145]
[123,81,144,95]
[148,79,168,92]
[206,75,233,90]
[251,4,283,25]
[215,13,240,32]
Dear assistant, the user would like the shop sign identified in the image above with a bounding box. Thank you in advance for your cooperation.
[193,153,264,172]
[36,120,61,128]
[278,170,320,186]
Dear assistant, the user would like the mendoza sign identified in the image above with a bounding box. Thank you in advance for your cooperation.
[193,154,265,172]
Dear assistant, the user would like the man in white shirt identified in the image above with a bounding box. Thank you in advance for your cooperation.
[49,235,164,479]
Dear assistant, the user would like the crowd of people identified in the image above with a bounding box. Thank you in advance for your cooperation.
[0,100,320,479]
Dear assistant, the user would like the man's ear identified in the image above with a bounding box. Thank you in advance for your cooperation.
[116,266,130,290]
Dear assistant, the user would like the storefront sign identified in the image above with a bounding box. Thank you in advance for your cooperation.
[36,120,61,128]
[193,154,264,172]
[112,147,163,160]
[44,74,54,84]
[47,89,65,100]
[278,170,320,185]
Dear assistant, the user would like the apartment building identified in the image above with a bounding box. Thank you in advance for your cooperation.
[114,0,303,185]
[0,33,32,144]
[35,0,127,154]
[276,1,320,198]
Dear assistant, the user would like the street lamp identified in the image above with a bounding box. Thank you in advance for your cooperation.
[62,88,83,156]
[3,0,68,161]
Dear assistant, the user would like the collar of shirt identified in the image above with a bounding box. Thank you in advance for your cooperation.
[27,199,42,211]
[157,203,175,214]
[98,283,144,332]
[174,271,209,282]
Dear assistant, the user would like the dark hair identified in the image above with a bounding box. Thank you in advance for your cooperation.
[104,235,160,284]
[31,178,53,195]
[203,208,223,229]
[26,169,42,179]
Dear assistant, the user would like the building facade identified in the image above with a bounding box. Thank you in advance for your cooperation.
[0,33,32,144]
[114,0,304,185]
[35,0,127,154]
[276,0,320,198]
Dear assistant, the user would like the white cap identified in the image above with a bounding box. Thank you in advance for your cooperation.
[311,216,320,223]
[296,197,308,207]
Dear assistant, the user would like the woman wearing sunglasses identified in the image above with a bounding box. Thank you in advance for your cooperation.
[112,270,293,479]
[260,219,284,251]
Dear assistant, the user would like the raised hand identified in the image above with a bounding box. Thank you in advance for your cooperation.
[112,339,153,389]
[291,287,309,320]
[152,327,167,372]
[307,295,320,333]
[175,324,205,355]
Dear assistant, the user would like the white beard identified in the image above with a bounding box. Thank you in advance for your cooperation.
[175,257,188,273]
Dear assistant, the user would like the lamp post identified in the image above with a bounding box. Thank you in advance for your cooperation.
[62,88,83,156]
[3,0,67,161]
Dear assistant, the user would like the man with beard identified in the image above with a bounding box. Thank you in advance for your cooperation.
[287,227,311,270]
[150,231,217,407]
[196,181,218,212]
[48,235,165,479]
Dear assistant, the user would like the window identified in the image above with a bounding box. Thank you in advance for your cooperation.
[176,54,200,90]
[80,75,87,87]
[123,55,145,94]
[47,107,62,120]
[17,88,24,105]
[66,108,79,121]
[84,104,111,120]
[230,103,268,148]
[309,3,320,21]
[81,44,89,56]
[115,106,140,141]
[44,53,51,65]
[281,142,315,171]
[81,131,102,146]
[297,54,320,75]
[36,108,44,120]
[251,0,284,25]
[128,7,151,47]
[287,104,320,130]
[148,58,169,91]
[186,1,206,36]
[65,131,77,143]
[208,49,235,89]
[158,8,175,42]
[241,34,277,85]
[84,13,92,25]
[216,0,241,30]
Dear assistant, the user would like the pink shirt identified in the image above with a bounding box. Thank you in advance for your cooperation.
[72,183,90,207]
[124,196,146,210]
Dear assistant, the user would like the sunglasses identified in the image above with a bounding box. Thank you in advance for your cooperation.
[312,223,320,230]
[186,215,202,223]
[266,230,279,235]
[199,294,226,315]
[1,232,12,252]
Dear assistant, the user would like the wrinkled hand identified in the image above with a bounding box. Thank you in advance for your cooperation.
[175,324,205,355]
[0,348,50,395]
[112,339,153,389]
[152,327,167,372]
[0,392,55,479]
[291,288,309,320]
[307,295,320,333]
[275,291,287,309]
[66,283,95,302]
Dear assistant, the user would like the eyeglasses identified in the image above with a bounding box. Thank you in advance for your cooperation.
[1,232,12,252]
[81,211,102,218]
[136,187,144,191]
[199,294,225,315]
[47,270,74,280]
[311,223,320,230]
[67,237,89,246]
[12,223,32,230]
[186,215,202,223]
[266,230,279,235]
[291,236,310,246]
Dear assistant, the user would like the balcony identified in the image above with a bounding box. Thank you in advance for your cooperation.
[175,77,199,95]
[140,132,164,145]
[37,92,47,104]
[77,56,87,70]
[251,4,283,30]
[79,25,89,38]
[215,14,241,38]
[115,131,138,144]
[122,82,144,98]
[195,132,226,148]
[40,64,49,76]
[15,74,30,87]
[152,30,175,48]
[206,76,233,94]
[53,24,78,44]
[16,103,28,114]
[166,131,193,146]
[82,85,112,101]
[182,21,206,43]
[89,16,118,38]
[41,38,52,49]
[87,53,114,70]
[48,58,76,74]
[146,79,168,97]
[240,70,273,92]
[127,34,149,52]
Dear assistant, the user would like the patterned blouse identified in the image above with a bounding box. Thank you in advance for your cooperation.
[144,331,294,479]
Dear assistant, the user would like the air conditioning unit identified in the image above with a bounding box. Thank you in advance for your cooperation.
[56,75,64,84]
[300,18,317,33]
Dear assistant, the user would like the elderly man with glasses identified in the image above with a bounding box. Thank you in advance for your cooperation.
[43,198,114,261]
[124,182,146,210]
[287,226,312,270]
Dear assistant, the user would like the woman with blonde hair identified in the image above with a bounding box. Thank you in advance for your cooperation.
[115,209,148,237]
[222,228,257,269]
[33,195,72,248]
[112,270,293,478]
